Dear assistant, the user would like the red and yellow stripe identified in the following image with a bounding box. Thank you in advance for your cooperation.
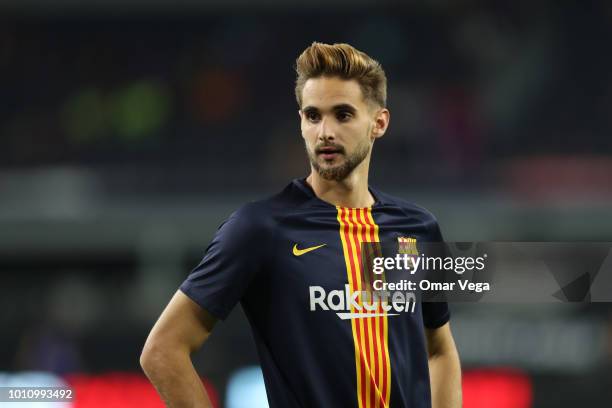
[337,207,391,408]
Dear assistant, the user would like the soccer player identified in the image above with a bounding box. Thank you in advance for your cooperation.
[140,42,462,408]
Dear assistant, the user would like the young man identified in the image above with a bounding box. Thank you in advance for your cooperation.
[140,42,462,408]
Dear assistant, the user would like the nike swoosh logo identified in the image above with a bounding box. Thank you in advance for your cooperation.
[293,243,326,256]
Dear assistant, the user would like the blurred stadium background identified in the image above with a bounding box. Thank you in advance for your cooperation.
[1,0,612,406]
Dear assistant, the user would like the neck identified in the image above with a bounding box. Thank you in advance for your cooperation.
[305,160,374,208]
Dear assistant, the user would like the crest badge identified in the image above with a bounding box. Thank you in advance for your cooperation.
[397,236,418,255]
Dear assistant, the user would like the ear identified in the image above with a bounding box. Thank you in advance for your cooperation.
[298,109,306,139]
[371,108,390,140]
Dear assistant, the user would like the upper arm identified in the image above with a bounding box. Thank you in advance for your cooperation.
[179,206,266,320]
[143,290,217,357]
[425,322,457,358]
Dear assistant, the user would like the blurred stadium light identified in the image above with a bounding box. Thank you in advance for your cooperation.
[226,366,269,408]
[65,373,219,408]
[463,369,532,408]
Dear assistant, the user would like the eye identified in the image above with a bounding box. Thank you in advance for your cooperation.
[336,111,353,122]
[305,111,320,122]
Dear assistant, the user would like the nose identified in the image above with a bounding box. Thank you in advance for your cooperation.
[317,117,335,142]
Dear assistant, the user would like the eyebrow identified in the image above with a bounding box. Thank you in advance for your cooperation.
[302,104,358,114]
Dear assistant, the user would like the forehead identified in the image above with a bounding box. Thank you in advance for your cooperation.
[301,76,366,109]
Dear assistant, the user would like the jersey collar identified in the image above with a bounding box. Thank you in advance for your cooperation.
[292,177,385,208]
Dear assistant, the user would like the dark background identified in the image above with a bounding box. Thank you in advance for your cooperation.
[1,0,611,406]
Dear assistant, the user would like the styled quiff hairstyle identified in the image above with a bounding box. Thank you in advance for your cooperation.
[295,42,387,109]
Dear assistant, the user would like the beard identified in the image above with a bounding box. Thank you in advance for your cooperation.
[306,138,371,182]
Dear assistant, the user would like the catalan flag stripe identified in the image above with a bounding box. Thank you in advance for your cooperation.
[366,208,391,406]
[337,207,365,408]
[337,206,391,408]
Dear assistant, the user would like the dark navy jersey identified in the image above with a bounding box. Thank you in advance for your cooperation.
[180,178,450,408]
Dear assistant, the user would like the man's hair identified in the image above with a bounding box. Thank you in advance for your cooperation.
[295,42,387,109]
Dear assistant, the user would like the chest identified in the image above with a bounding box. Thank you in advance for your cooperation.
[265,207,432,292]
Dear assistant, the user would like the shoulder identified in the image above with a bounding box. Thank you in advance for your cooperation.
[375,189,439,222]
[373,188,443,239]
[224,179,312,234]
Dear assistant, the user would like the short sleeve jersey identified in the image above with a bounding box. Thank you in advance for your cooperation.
[180,178,450,408]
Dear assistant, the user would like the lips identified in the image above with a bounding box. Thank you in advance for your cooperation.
[316,146,343,155]
[320,152,339,160]
[316,146,343,160]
